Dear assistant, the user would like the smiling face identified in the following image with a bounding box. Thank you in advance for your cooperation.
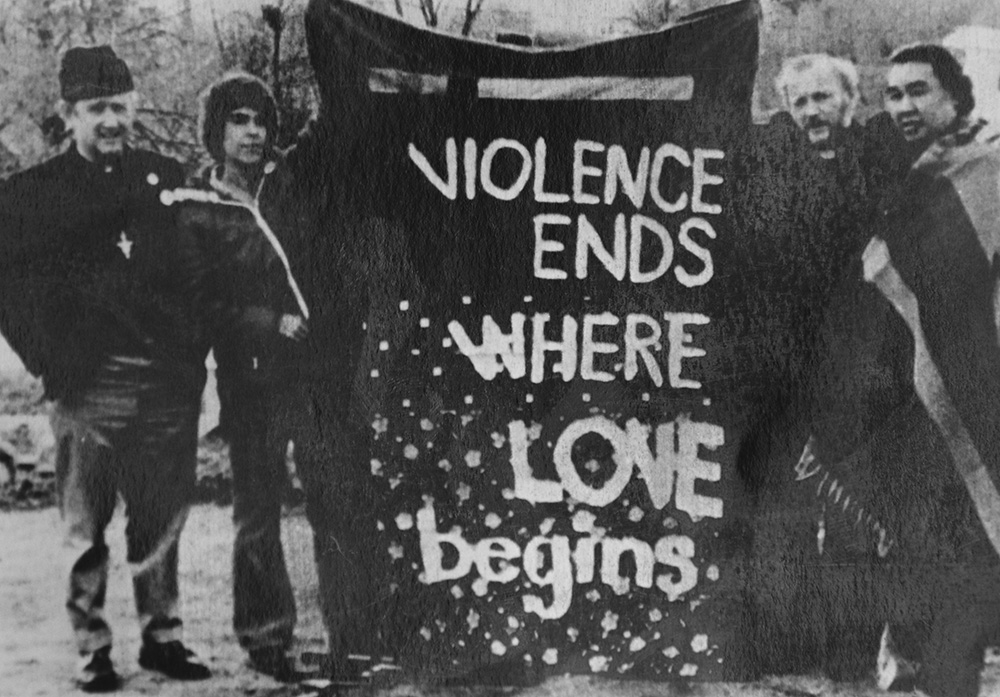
[222,107,267,169]
[884,61,959,147]
[65,92,136,162]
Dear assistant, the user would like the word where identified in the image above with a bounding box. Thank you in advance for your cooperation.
[448,311,709,387]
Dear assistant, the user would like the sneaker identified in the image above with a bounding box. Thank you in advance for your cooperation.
[76,646,120,693]
[138,640,211,681]
[248,646,302,683]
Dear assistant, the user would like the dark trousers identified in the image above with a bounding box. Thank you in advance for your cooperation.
[267,381,391,665]
[222,380,297,653]
[878,561,1000,697]
[53,355,202,655]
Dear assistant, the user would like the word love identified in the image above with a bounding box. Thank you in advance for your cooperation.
[508,414,724,516]
[408,137,724,214]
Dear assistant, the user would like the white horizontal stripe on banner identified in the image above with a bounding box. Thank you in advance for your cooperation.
[369,69,694,101]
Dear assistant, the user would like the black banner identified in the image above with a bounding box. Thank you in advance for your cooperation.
[306,0,762,681]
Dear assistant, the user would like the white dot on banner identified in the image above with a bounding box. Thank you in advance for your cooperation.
[420,318,430,328]
[370,369,380,378]
[525,394,534,403]
[411,349,421,356]
[362,322,367,330]
[523,296,533,302]
[464,395,474,405]
[442,337,453,348]
[402,399,411,407]
[582,393,591,403]
[462,296,471,305]
[379,341,389,351]
[642,393,650,402]
[703,398,712,406]
[432,367,442,376]
[399,300,410,311]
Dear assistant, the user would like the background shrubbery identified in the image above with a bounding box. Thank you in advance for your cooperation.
[1,0,996,509]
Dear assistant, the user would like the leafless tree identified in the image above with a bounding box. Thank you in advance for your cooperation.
[624,0,672,31]
[461,0,485,36]
[418,0,442,28]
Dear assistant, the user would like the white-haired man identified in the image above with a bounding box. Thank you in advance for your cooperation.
[776,53,860,159]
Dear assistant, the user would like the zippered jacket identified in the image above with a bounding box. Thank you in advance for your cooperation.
[168,158,308,390]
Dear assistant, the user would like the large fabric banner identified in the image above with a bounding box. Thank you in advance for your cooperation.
[306,0,762,681]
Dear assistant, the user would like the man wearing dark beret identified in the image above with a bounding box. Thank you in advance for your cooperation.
[0,46,211,691]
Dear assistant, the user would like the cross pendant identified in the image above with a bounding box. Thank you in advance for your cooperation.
[117,231,133,260]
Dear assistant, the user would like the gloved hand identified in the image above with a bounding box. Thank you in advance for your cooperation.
[278,313,309,342]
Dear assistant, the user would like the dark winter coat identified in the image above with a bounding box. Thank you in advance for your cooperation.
[865,118,1000,562]
[169,160,308,390]
[0,146,203,400]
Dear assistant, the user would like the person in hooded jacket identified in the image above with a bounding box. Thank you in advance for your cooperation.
[166,73,310,682]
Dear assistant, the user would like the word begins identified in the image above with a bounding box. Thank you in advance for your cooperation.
[408,137,724,215]
[508,415,724,516]
[418,501,699,619]
[448,311,708,387]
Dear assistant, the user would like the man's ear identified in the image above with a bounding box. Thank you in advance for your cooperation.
[122,91,141,120]
[58,99,75,121]
[842,92,859,127]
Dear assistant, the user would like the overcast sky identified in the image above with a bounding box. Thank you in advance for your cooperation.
[174,0,635,35]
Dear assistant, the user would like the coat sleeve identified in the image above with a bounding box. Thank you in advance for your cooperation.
[0,173,51,377]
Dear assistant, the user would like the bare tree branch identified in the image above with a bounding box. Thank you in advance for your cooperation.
[419,0,440,28]
[210,6,227,62]
[461,0,485,36]
[117,16,166,38]
[624,0,672,31]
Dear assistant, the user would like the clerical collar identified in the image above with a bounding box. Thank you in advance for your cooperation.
[68,143,126,175]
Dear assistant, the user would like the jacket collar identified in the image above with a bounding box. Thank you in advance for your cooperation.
[63,142,133,177]
[206,160,279,205]
[913,117,998,172]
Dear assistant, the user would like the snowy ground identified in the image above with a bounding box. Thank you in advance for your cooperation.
[3,504,999,697]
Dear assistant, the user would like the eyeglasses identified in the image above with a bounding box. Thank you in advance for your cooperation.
[226,112,267,127]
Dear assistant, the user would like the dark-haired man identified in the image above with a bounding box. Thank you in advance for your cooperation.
[167,72,402,684]
[167,72,309,682]
[860,43,1000,697]
[0,46,210,691]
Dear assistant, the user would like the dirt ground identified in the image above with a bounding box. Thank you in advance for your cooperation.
[3,504,1000,697]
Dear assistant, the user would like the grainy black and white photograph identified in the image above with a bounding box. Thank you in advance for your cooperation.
[3,1,1000,696]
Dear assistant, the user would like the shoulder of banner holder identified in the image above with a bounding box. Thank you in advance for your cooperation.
[160,187,223,207]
